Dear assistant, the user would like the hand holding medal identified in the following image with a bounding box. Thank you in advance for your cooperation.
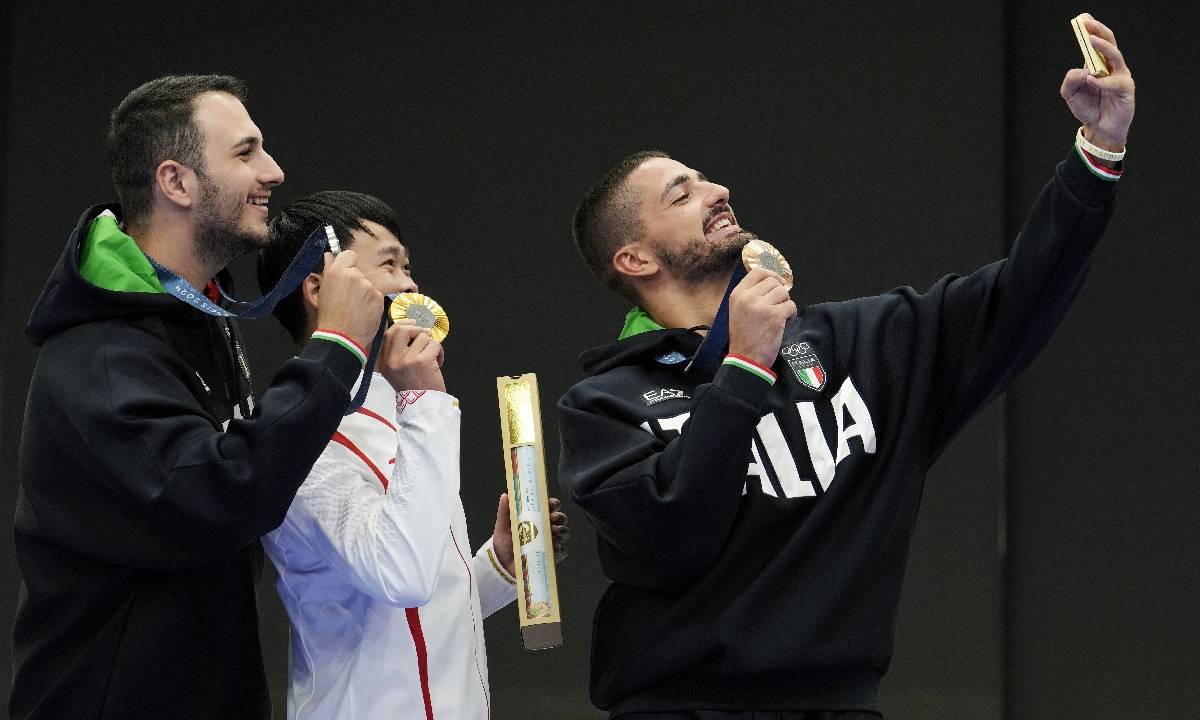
[688,238,795,369]
[326,225,452,345]
[321,225,452,412]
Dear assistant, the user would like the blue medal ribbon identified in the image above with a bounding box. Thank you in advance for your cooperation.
[148,224,384,415]
[686,260,748,371]
[145,224,330,319]
[345,313,389,415]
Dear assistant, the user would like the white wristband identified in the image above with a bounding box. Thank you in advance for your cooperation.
[1076,126,1125,162]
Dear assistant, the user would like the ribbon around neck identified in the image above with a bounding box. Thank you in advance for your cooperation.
[147,224,385,415]
[686,260,748,371]
[145,223,330,320]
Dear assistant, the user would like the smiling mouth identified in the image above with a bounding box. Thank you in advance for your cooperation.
[704,209,738,236]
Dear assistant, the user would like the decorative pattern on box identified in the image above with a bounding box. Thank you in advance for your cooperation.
[497,374,563,650]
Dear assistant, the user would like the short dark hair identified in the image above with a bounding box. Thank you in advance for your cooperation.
[107,74,249,229]
[572,150,670,302]
[258,191,405,345]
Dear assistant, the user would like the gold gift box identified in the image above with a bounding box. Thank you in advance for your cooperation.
[496,374,563,650]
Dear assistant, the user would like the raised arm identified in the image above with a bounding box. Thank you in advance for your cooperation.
[921,15,1134,455]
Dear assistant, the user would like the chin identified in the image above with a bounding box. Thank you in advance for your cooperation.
[726,230,755,247]
[241,221,270,246]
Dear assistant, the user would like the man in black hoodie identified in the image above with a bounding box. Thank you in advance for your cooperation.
[11,75,393,719]
[558,16,1134,719]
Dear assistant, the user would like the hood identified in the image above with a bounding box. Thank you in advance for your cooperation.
[26,204,182,346]
[578,326,704,376]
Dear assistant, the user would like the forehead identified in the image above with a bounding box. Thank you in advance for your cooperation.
[627,158,697,197]
[352,220,407,255]
[192,91,260,146]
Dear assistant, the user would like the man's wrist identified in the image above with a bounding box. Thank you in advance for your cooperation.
[1074,129,1124,181]
[1082,126,1126,157]
[722,354,777,385]
[311,329,367,366]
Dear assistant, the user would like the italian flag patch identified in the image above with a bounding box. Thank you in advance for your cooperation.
[796,364,824,390]
[782,341,827,392]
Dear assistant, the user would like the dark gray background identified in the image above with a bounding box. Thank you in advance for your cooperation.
[1,1,1195,718]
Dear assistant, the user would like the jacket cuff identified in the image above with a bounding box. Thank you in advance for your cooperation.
[1058,147,1119,208]
[480,536,518,586]
[394,389,460,422]
[712,359,774,412]
[300,337,365,395]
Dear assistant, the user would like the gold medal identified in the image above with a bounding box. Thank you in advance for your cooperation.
[388,293,449,342]
[742,239,793,290]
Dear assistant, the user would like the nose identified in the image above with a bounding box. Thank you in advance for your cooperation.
[398,274,418,294]
[703,181,730,208]
[258,150,285,188]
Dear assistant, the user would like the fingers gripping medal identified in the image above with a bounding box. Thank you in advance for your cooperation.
[388,293,449,342]
[688,238,794,369]
[741,239,794,290]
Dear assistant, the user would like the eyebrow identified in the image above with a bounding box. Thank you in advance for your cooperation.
[661,174,690,203]
[378,245,406,262]
[230,136,260,152]
[660,171,708,203]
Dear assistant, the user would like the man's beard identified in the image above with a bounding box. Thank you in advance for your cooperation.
[193,172,267,267]
[652,229,756,286]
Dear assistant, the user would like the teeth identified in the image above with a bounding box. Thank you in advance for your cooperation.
[710,217,731,232]
[249,198,268,206]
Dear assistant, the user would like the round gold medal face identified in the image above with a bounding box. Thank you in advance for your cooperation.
[741,239,794,290]
[388,293,449,343]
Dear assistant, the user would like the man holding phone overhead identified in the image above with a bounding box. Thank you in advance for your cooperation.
[558,15,1133,719]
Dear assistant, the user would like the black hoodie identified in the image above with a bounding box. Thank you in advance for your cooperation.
[558,151,1118,716]
[10,205,364,720]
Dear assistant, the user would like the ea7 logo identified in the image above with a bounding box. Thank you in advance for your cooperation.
[642,388,689,406]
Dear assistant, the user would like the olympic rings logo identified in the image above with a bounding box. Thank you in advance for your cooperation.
[781,343,812,358]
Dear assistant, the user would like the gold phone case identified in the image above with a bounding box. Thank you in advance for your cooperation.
[1071,15,1111,78]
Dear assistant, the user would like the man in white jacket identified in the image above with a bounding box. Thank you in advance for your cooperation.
[256,191,569,720]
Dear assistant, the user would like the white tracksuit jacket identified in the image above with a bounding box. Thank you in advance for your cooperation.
[262,374,518,720]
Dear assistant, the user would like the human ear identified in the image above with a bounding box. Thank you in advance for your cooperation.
[613,243,659,278]
[302,273,322,314]
[154,160,198,210]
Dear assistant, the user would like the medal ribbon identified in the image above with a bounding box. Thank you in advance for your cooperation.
[346,312,389,415]
[145,223,330,320]
[686,260,748,371]
[147,224,381,415]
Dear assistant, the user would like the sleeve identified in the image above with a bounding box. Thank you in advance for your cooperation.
[473,536,518,618]
[915,149,1119,458]
[558,363,773,591]
[34,333,365,570]
[274,391,462,607]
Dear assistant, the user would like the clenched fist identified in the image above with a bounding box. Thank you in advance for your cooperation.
[727,267,797,369]
[378,320,446,393]
[313,251,384,351]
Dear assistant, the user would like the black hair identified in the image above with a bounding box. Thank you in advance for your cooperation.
[572,150,670,302]
[258,191,405,345]
[107,74,249,230]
